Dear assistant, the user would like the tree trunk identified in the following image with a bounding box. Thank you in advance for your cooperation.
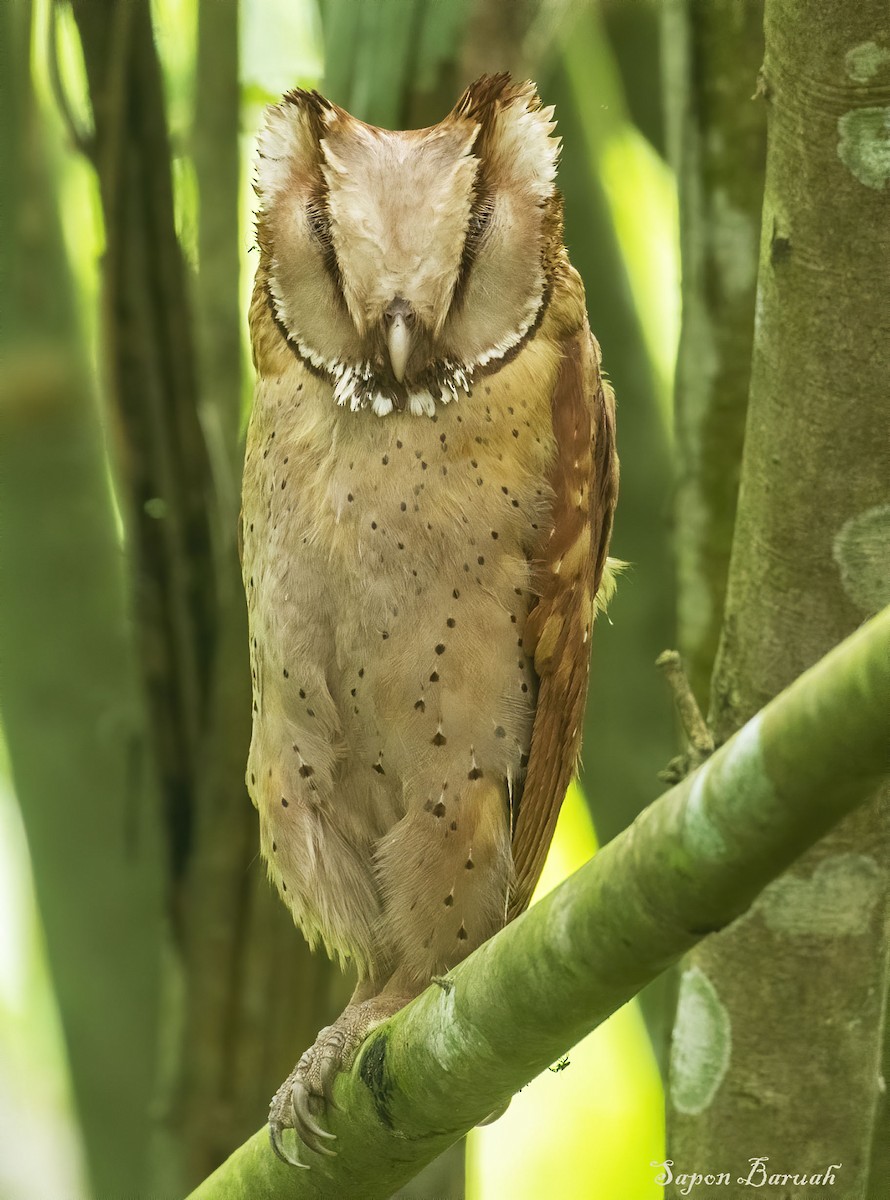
[662,0,766,705]
[668,2,890,1194]
[187,609,890,1199]
[0,2,164,1193]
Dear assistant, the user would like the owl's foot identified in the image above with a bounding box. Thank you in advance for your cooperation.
[269,995,409,1166]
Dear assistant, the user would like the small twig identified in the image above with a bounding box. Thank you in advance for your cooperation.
[656,650,715,782]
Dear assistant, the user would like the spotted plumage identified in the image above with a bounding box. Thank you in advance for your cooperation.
[241,73,618,1163]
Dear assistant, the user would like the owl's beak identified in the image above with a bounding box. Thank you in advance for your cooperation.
[384,304,413,382]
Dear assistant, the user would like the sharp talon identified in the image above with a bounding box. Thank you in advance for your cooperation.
[292,1083,337,1143]
[269,1124,309,1168]
[321,1075,340,1108]
[309,1138,338,1159]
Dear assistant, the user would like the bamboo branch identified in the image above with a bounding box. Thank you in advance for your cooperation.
[188,607,890,1200]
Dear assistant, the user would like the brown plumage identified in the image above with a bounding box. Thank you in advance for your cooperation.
[241,73,618,1164]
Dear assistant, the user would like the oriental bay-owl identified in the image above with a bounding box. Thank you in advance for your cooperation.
[242,74,618,1163]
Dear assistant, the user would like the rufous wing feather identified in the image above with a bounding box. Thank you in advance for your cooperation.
[509,326,618,919]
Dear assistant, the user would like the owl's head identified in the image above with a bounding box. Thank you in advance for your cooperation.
[255,74,562,416]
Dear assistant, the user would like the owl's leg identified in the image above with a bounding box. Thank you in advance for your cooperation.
[376,775,513,985]
[269,974,414,1165]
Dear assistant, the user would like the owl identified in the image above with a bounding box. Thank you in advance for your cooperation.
[242,73,618,1164]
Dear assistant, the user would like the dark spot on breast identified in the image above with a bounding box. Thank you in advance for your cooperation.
[415,699,425,712]
[307,707,316,716]
[283,668,289,677]
[446,617,456,628]
[465,859,474,870]
[433,802,446,818]
[512,429,519,438]
[299,764,314,778]
[494,726,506,739]
[477,556,485,566]
[282,881,287,891]
[510,613,517,623]
[520,751,530,768]
[281,797,289,808]
[382,455,389,465]
[429,671,439,683]
[452,588,460,600]
[468,767,483,781]
[371,521,377,530]
[444,894,454,906]
[358,668,365,678]
[450,820,458,831]
[382,631,389,640]
[373,762,386,775]
[272,841,276,852]
[457,925,468,939]
[400,501,407,511]
[435,643,445,655]
[347,493,354,502]
[299,688,306,699]
[250,773,256,784]
[396,439,403,449]
[491,530,499,540]
[432,730,446,745]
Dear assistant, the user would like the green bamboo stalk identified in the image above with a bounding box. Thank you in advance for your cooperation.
[0,1,163,1192]
[187,607,890,1200]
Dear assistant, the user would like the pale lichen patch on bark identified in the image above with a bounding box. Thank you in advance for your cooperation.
[833,504,890,615]
[708,713,770,834]
[837,107,890,190]
[670,966,731,1115]
[684,765,729,861]
[756,854,882,938]
[845,41,890,84]
[426,984,461,1069]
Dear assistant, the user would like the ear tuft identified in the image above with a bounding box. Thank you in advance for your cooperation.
[453,74,559,200]
[256,91,333,201]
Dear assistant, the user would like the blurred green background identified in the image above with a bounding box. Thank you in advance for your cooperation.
[0,0,690,1196]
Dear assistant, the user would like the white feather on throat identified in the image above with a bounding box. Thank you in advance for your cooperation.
[267,272,542,419]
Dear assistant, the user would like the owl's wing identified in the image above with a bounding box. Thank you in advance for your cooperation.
[508,325,618,919]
